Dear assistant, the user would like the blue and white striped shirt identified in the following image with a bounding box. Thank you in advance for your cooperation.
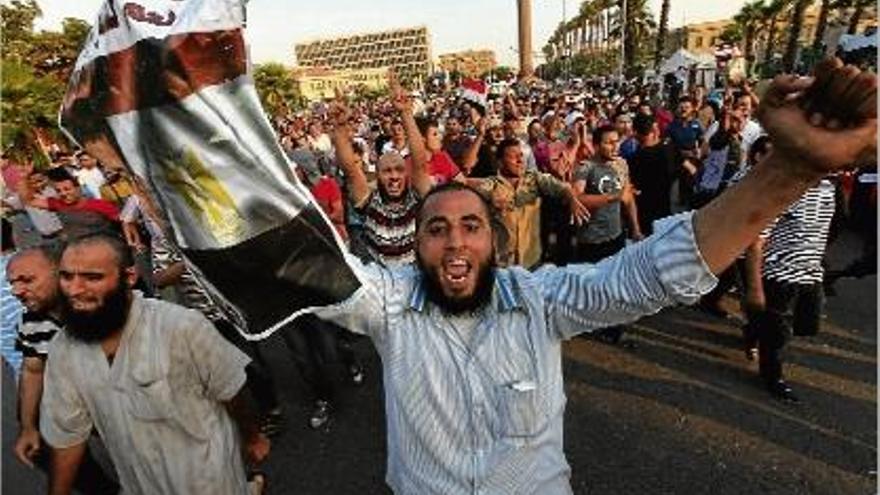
[318,212,716,494]
[1,254,24,378]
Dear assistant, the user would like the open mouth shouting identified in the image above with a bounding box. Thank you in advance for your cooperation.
[442,256,473,293]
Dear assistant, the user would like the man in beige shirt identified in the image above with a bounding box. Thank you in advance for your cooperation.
[40,234,269,494]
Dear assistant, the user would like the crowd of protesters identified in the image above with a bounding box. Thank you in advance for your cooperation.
[0,57,876,494]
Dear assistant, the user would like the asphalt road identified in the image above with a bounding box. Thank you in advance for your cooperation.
[3,229,876,494]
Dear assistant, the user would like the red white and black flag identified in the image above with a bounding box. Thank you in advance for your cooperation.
[60,0,362,339]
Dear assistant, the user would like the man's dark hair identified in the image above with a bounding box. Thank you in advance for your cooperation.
[592,124,618,145]
[46,167,77,184]
[633,113,655,137]
[63,233,135,271]
[748,135,772,165]
[416,116,439,137]
[677,95,695,106]
[495,138,521,162]
[416,182,508,257]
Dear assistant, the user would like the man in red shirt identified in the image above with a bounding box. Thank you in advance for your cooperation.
[416,117,465,185]
[20,166,120,238]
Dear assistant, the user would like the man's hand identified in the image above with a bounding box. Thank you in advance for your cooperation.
[757,57,877,176]
[14,428,41,468]
[567,190,590,226]
[328,89,351,132]
[389,72,413,114]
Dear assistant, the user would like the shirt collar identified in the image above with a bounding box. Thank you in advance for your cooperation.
[408,271,523,313]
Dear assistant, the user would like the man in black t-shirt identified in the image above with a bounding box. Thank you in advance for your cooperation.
[628,113,677,236]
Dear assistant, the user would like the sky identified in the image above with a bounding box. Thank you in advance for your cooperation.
[28,0,749,67]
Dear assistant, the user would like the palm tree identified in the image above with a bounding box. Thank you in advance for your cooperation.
[734,0,766,74]
[607,0,655,76]
[782,0,813,71]
[760,0,789,68]
[847,0,874,34]
[811,0,832,50]
[653,0,671,70]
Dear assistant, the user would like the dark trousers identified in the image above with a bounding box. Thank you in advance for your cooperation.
[753,279,824,383]
[281,314,356,403]
[214,320,280,414]
[572,234,626,265]
[572,235,627,341]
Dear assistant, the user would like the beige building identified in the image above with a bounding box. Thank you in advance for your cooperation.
[295,26,432,82]
[675,5,877,56]
[291,66,388,102]
[437,50,497,78]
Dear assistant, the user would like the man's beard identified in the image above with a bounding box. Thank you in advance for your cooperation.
[418,255,496,316]
[62,278,130,343]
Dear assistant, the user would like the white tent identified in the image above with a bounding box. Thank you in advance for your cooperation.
[659,48,715,75]
[660,49,718,89]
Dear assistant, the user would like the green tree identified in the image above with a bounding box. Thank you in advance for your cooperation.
[1,0,90,158]
[733,0,766,75]
[782,0,813,72]
[252,63,302,117]
[653,0,671,70]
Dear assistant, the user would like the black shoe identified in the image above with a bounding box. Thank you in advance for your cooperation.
[309,400,331,429]
[767,380,799,403]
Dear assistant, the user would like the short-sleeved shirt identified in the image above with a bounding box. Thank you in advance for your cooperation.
[15,313,61,359]
[357,188,420,267]
[666,118,704,151]
[41,293,251,494]
[476,171,569,268]
[574,159,628,244]
[428,150,461,185]
[47,197,121,238]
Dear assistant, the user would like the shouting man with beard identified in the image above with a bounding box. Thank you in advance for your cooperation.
[331,78,432,267]
[313,60,876,494]
[40,234,270,494]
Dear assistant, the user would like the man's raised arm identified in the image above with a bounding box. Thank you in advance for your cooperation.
[329,94,371,206]
[694,58,876,275]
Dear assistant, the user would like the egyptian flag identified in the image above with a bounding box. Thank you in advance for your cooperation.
[460,79,488,115]
[59,0,361,339]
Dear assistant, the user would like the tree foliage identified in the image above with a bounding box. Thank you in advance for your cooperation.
[1,0,91,158]
[252,63,303,116]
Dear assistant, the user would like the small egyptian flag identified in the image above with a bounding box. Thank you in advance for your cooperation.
[460,79,488,115]
[59,0,362,339]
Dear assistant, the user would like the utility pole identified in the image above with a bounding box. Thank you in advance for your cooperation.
[619,0,627,80]
[562,0,569,81]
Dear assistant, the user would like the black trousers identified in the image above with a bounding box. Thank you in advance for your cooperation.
[572,235,627,341]
[214,320,280,414]
[753,279,824,383]
[281,314,357,403]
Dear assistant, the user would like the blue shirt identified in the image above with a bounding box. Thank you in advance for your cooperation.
[1,254,24,377]
[317,212,717,494]
[666,118,704,151]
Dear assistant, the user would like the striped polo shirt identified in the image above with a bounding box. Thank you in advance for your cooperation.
[762,179,836,284]
[15,312,62,359]
[358,187,420,267]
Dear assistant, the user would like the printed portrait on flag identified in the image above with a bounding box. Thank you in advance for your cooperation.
[59,0,362,339]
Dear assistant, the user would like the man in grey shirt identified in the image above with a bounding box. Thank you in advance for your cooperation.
[314,61,876,494]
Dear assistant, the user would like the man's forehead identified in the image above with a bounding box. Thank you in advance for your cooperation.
[61,243,117,269]
[421,190,489,221]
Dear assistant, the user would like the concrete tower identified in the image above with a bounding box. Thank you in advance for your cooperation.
[517,0,534,78]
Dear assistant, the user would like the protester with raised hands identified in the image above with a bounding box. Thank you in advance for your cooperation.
[329,74,430,267]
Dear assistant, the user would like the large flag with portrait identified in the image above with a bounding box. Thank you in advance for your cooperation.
[59,0,362,339]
